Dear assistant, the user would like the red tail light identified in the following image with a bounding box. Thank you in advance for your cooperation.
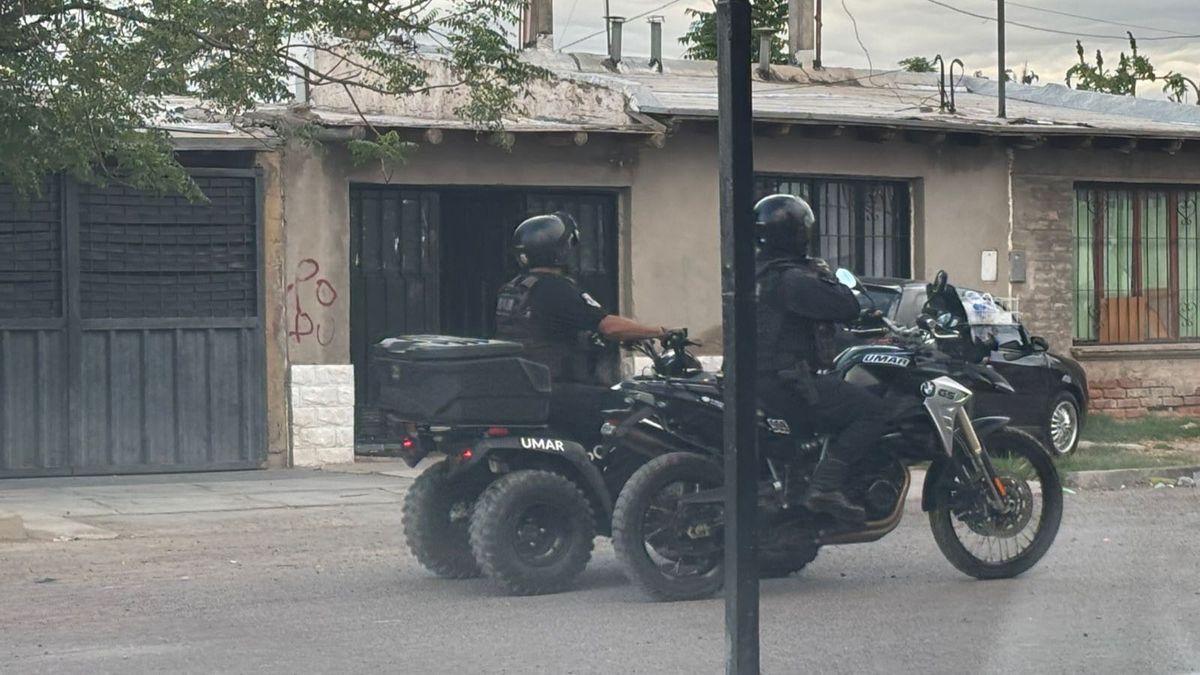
[401,437,415,450]
[460,449,474,461]
[486,427,510,437]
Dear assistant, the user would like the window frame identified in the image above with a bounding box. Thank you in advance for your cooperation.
[1073,182,1200,345]
[755,173,913,279]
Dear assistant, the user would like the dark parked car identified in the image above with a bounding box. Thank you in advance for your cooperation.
[858,277,1088,456]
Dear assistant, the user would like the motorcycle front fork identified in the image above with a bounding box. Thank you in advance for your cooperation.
[955,408,1010,512]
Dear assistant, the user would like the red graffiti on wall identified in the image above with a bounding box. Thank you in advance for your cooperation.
[286,258,338,346]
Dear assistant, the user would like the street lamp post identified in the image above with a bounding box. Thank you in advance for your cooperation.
[716,0,759,672]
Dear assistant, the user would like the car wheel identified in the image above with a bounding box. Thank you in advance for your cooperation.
[1046,392,1080,457]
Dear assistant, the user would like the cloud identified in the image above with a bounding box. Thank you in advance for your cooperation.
[553,0,1200,97]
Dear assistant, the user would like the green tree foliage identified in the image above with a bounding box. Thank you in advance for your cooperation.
[899,56,935,73]
[0,0,542,198]
[1066,33,1155,96]
[679,0,789,64]
[1065,33,1198,103]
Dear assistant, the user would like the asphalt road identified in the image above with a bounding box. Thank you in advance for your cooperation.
[2,476,1198,675]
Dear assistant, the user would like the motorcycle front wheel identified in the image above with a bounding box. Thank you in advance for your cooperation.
[929,427,1063,580]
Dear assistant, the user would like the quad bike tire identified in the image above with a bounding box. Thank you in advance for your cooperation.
[402,461,488,579]
[469,469,595,596]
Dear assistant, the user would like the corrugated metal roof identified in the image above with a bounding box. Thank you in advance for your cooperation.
[261,105,656,134]
[524,53,1200,138]
[172,51,1200,140]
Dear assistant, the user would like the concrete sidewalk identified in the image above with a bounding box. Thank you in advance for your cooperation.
[0,470,412,542]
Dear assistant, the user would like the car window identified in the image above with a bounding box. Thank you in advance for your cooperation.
[860,286,902,318]
[897,287,928,325]
[987,324,1028,351]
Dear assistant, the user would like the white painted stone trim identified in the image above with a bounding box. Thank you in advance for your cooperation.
[290,364,356,467]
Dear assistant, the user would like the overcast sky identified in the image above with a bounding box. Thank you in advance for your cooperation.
[551,0,1200,97]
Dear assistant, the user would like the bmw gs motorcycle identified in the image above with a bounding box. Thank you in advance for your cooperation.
[604,270,1063,602]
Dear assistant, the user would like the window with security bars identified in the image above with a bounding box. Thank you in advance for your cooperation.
[755,175,912,278]
[78,177,258,319]
[0,179,63,320]
[1074,185,1200,344]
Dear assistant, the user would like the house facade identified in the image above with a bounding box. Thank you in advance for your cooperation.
[262,51,1200,465]
[4,48,1200,476]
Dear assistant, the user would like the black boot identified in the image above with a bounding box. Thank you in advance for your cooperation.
[804,457,866,523]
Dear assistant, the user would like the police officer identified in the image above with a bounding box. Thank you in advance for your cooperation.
[755,194,890,522]
[495,212,669,450]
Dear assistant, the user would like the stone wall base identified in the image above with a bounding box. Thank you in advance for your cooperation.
[290,365,355,467]
[1080,353,1200,418]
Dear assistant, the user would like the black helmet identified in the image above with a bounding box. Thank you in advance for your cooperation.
[754,193,815,257]
[512,212,579,269]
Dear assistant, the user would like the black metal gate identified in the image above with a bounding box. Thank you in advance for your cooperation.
[0,171,266,477]
[349,186,618,448]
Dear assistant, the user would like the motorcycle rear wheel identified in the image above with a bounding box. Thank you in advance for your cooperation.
[612,452,725,602]
[928,427,1063,580]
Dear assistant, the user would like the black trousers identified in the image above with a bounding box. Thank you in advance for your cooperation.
[760,374,891,465]
[547,383,625,451]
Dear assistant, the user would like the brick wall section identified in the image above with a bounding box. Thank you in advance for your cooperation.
[289,365,355,466]
[1008,174,1076,352]
[1087,377,1200,418]
[1081,357,1200,418]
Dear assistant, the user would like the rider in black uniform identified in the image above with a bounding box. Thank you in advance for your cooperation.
[755,194,891,522]
[495,212,669,451]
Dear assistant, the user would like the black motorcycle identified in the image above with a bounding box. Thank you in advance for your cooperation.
[605,270,1063,601]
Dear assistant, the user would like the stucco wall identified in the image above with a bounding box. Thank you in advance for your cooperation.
[630,129,1012,351]
[279,134,637,366]
[280,129,1017,360]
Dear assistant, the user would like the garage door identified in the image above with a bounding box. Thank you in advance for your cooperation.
[0,171,266,477]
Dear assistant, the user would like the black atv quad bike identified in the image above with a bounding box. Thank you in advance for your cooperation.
[377,333,700,596]
[604,270,1064,602]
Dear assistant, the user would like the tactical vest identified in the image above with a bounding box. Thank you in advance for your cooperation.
[756,258,841,379]
[494,273,611,385]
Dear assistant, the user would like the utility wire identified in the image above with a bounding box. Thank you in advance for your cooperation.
[558,0,687,51]
[923,0,1200,41]
[1004,1,1192,38]
[841,0,933,109]
[558,0,583,45]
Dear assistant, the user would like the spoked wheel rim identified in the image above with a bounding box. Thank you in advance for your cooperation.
[950,453,1046,565]
[641,480,722,581]
[511,504,570,567]
[1049,400,1079,455]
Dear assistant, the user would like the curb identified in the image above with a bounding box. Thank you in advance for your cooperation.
[0,511,27,541]
[1064,465,1200,491]
[318,457,427,480]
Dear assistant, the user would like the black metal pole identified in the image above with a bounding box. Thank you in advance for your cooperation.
[716,0,759,672]
[997,0,1006,118]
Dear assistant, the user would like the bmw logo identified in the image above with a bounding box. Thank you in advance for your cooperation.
[920,380,936,397]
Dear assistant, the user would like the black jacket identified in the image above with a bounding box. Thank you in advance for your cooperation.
[757,254,860,378]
